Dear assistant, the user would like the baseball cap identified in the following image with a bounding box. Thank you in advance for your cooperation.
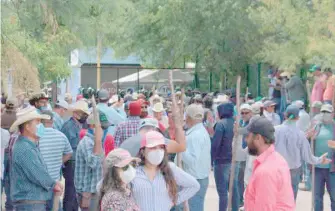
[321,104,333,113]
[98,89,109,101]
[285,105,300,119]
[309,65,321,72]
[139,118,159,130]
[186,104,204,120]
[240,103,252,111]
[247,116,275,141]
[263,100,276,108]
[251,102,262,115]
[129,101,141,116]
[292,100,304,109]
[55,99,69,110]
[105,148,140,168]
[140,131,166,148]
[311,101,323,109]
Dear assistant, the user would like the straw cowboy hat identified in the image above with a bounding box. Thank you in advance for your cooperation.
[152,102,165,113]
[29,92,49,105]
[280,71,292,78]
[214,95,229,103]
[9,107,50,132]
[71,100,91,115]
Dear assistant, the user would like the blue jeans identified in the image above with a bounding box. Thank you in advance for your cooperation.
[303,162,311,191]
[290,167,302,200]
[314,168,335,211]
[214,163,240,211]
[46,192,62,211]
[13,203,46,211]
[3,151,13,211]
[188,178,209,211]
[62,161,78,211]
[237,161,246,206]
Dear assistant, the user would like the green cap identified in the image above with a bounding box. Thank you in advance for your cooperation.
[309,65,321,72]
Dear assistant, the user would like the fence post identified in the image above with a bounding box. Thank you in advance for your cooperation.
[257,63,261,96]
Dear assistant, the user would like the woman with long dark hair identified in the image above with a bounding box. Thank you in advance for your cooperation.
[131,131,199,211]
[98,148,141,211]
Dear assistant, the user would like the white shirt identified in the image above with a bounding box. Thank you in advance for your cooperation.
[1,129,10,179]
[263,110,281,126]
[296,109,311,132]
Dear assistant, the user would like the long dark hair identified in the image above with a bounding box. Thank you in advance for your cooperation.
[98,166,125,210]
[138,148,178,204]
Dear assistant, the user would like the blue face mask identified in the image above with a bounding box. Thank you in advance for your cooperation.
[39,106,48,111]
[36,123,45,138]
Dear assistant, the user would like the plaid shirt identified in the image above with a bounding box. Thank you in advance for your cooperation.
[61,117,81,160]
[74,133,103,193]
[114,116,141,147]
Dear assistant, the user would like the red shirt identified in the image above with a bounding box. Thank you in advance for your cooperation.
[79,129,115,157]
[244,145,295,211]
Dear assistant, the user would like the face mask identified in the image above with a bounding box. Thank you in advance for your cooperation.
[322,113,333,123]
[36,123,45,138]
[147,149,165,165]
[39,106,48,111]
[77,116,87,124]
[120,165,136,184]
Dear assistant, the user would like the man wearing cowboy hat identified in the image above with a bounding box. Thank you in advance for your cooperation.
[29,92,50,111]
[9,107,63,210]
[61,100,91,211]
[281,71,306,103]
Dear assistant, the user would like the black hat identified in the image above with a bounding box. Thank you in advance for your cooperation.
[247,116,275,142]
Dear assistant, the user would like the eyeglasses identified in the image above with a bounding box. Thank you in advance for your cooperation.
[241,112,250,115]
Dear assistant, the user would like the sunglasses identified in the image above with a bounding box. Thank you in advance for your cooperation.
[121,161,138,171]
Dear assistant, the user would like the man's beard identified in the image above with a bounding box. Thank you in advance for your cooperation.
[247,140,258,156]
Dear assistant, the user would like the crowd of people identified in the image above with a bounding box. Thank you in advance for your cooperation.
[0,65,335,211]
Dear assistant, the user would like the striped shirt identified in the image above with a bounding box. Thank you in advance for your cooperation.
[75,133,103,193]
[10,136,55,201]
[114,116,141,147]
[39,127,73,180]
[131,162,200,211]
[53,111,64,131]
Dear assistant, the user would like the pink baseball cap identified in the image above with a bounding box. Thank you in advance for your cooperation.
[140,131,166,148]
[106,148,140,168]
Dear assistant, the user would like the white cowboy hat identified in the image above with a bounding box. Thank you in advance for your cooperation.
[152,102,165,113]
[71,100,91,115]
[280,71,292,78]
[214,95,229,103]
[9,107,50,132]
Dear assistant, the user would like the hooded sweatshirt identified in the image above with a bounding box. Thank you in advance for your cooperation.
[211,102,234,165]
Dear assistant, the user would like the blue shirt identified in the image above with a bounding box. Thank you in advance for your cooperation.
[315,124,333,168]
[97,103,126,135]
[182,123,211,179]
[131,162,200,211]
[39,128,73,180]
[74,133,103,193]
[61,117,81,161]
[10,136,55,201]
[274,121,322,169]
[52,111,64,131]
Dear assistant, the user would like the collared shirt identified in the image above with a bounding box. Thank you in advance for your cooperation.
[131,162,200,211]
[74,133,103,193]
[61,117,81,160]
[263,110,281,126]
[274,121,322,169]
[52,111,64,131]
[101,188,140,211]
[114,116,141,147]
[182,123,211,179]
[244,145,295,211]
[10,136,55,201]
[311,74,326,103]
[39,127,73,180]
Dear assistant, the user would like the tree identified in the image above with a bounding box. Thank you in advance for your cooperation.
[249,0,335,70]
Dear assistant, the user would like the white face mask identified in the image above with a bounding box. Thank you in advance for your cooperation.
[322,113,333,123]
[120,165,136,184]
[146,149,165,165]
